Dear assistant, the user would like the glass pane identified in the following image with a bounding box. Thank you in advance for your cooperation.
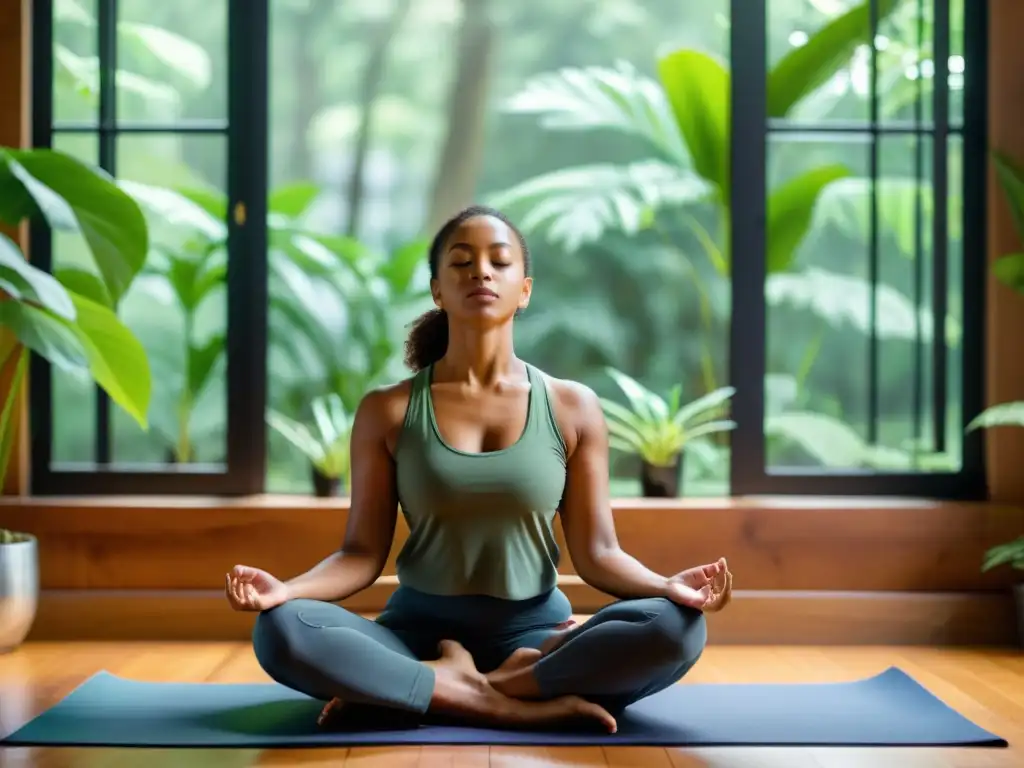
[764,128,958,474]
[767,0,872,123]
[877,0,934,125]
[50,132,98,464]
[945,133,963,462]
[116,0,227,124]
[53,0,98,124]
[112,133,228,467]
[949,0,964,125]
[265,0,732,497]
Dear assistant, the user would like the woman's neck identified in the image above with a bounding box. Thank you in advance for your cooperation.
[437,324,521,386]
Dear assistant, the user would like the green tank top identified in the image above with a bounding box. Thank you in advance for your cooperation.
[393,362,567,601]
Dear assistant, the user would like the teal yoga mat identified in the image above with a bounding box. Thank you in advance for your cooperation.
[0,667,1008,748]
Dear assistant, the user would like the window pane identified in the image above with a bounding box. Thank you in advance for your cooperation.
[265,0,731,497]
[877,0,934,125]
[763,129,958,474]
[112,133,228,467]
[116,0,226,124]
[50,132,98,464]
[53,0,98,124]
[945,132,963,460]
[767,0,872,123]
[764,133,870,471]
[949,0,964,125]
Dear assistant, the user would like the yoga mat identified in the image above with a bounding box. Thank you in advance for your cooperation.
[0,667,1007,748]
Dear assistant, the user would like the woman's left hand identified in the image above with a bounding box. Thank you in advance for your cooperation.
[665,557,733,613]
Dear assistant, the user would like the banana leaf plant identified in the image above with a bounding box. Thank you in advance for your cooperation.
[964,150,1024,577]
[599,367,736,498]
[267,392,353,497]
[0,147,153,511]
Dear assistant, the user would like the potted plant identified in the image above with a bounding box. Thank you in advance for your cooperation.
[267,392,353,497]
[599,367,736,497]
[965,148,1024,647]
[0,146,153,653]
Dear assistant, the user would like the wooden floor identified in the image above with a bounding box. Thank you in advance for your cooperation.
[0,641,1021,767]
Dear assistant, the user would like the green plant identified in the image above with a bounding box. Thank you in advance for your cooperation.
[267,393,353,488]
[964,149,1024,576]
[599,368,736,467]
[0,147,152,523]
[122,179,431,460]
[491,0,899,395]
[493,0,899,268]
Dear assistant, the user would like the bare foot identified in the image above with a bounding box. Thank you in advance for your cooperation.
[430,640,616,733]
[486,647,543,682]
[539,619,578,655]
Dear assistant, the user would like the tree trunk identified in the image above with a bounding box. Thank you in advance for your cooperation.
[343,0,414,238]
[425,0,496,231]
[289,0,331,182]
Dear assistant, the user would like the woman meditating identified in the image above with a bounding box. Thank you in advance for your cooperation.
[225,205,733,734]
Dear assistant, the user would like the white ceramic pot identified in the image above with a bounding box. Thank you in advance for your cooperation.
[0,534,38,653]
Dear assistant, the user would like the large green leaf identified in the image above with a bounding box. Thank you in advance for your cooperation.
[966,401,1024,432]
[59,292,151,428]
[502,61,690,163]
[0,346,27,489]
[120,180,225,240]
[379,239,430,296]
[991,253,1024,295]
[269,182,321,218]
[118,22,212,89]
[992,150,1024,244]
[0,149,148,305]
[656,50,730,196]
[813,176,963,257]
[0,300,88,372]
[187,334,224,400]
[0,233,76,319]
[768,0,900,118]
[766,164,849,273]
[55,266,112,308]
[488,161,710,253]
[765,266,961,345]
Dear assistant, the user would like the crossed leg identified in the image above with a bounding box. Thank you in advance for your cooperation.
[488,596,708,714]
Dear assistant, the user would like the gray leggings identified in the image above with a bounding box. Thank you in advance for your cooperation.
[252,585,706,717]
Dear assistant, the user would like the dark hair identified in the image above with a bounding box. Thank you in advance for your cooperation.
[403,205,532,371]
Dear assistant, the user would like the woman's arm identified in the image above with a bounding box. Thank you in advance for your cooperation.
[282,386,403,603]
[553,381,672,600]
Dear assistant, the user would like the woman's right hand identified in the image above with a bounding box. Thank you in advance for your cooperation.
[225,564,291,612]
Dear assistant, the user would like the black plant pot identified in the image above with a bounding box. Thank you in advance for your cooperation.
[640,454,683,498]
[311,466,340,498]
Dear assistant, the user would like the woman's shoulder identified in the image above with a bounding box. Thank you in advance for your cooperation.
[531,366,605,437]
[354,377,416,436]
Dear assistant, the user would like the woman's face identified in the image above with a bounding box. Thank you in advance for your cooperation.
[431,215,532,325]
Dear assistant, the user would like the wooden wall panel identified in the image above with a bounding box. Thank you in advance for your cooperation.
[1,497,1021,592]
[27,582,1019,647]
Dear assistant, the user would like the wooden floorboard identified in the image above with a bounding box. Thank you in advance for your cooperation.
[0,639,1021,767]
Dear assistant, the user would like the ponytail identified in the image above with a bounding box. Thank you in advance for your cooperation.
[404,308,449,371]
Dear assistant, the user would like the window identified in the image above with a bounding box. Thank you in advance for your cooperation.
[728,0,986,497]
[29,0,268,494]
[27,0,987,499]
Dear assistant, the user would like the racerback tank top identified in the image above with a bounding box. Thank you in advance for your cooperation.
[393,362,567,600]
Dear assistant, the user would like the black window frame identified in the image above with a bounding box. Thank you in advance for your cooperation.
[28,0,269,496]
[25,0,987,499]
[728,0,988,499]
